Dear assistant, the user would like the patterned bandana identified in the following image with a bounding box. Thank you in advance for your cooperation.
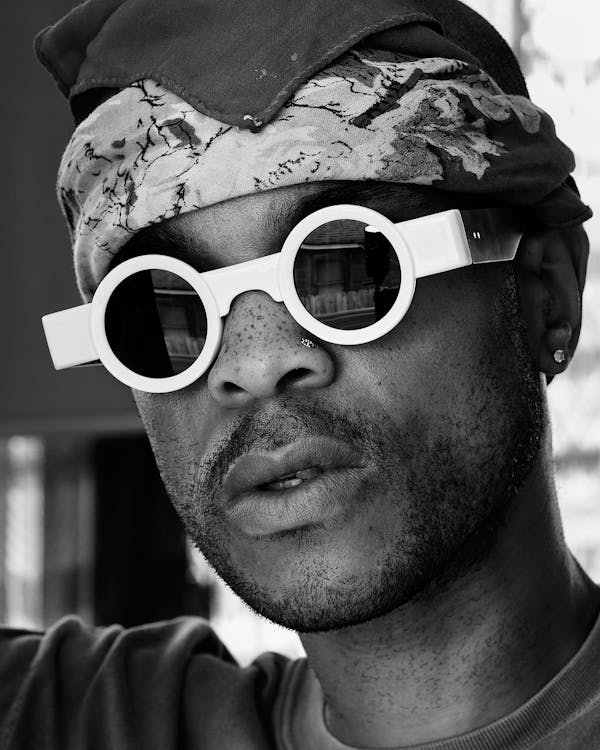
[58,49,590,300]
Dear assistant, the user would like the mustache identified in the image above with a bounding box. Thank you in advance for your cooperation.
[194,395,380,496]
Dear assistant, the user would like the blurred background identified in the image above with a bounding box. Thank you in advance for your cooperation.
[1,0,598,665]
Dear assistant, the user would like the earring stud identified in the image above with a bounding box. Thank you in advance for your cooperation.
[553,349,567,364]
[300,337,316,349]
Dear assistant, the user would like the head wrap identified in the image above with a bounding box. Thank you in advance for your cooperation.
[36,0,592,300]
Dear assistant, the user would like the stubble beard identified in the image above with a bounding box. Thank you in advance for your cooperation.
[155,270,546,633]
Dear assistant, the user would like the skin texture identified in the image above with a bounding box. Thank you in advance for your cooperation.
[115,181,599,746]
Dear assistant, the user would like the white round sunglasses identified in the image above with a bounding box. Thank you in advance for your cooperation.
[42,204,522,394]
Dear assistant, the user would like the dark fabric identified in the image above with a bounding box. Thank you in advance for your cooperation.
[35,0,441,129]
[0,616,287,750]
[2,612,600,749]
[36,0,532,124]
[34,0,530,130]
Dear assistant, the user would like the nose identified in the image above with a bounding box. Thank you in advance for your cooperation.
[207,292,335,407]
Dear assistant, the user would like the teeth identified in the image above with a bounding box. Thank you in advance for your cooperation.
[264,477,304,491]
[261,466,323,491]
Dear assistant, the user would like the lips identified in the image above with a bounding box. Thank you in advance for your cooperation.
[219,437,367,503]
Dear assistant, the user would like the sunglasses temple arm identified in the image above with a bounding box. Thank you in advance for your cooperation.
[41,303,98,370]
[460,208,523,265]
[393,209,522,279]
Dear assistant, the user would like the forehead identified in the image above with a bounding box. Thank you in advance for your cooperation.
[117,181,457,271]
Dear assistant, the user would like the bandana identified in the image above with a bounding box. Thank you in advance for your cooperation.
[58,48,590,300]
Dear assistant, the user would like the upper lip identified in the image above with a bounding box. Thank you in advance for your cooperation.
[220,437,367,502]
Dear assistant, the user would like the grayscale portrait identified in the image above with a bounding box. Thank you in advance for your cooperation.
[1,1,599,748]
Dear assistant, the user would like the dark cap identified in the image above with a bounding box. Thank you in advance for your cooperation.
[36,0,592,233]
[35,0,530,130]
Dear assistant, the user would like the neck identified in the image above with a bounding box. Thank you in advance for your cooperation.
[299,446,600,748]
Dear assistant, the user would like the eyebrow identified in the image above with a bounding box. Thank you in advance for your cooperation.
[279,181,458,232]
[113,224,215,272]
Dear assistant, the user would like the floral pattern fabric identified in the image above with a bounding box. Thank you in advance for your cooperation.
[58,49,587,300]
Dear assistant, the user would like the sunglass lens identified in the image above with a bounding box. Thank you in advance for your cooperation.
[105,269,208,378]
[292,220,401,330]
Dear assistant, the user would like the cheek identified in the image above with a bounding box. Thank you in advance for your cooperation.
[132,386,217,494]
[338,271,506,422]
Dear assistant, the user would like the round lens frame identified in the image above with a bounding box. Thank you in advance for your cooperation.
[88,207,416,393]
[90,254,222,393]
[278,205,416,346]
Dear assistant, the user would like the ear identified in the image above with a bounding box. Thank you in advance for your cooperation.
[512,225,590,378]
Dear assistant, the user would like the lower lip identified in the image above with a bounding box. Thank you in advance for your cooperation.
[224,467,367,537]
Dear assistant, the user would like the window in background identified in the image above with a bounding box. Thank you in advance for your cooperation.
[0,438,44,629]
[0,436,96,629]
[0,434,210,632]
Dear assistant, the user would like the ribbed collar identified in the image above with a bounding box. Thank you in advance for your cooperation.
[276,601,600,749]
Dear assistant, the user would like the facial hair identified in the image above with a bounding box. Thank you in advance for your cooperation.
[145,270,546,633]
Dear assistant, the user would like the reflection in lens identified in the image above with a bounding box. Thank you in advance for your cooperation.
[105,269,208,378]
[293,220,401,330]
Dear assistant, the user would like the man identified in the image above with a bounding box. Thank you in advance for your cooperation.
[1,0,598,748]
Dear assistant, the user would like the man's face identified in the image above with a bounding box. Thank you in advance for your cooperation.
[129,182,545,632]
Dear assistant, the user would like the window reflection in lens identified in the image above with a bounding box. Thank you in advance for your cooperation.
[292,220,401,330]
[105,269,207,377]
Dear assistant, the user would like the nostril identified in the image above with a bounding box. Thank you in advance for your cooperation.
[277,367,312,391]
[222,381,245,396]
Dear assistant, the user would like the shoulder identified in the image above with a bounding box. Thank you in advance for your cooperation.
[0,616,291,750]
[0,614,232,696]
